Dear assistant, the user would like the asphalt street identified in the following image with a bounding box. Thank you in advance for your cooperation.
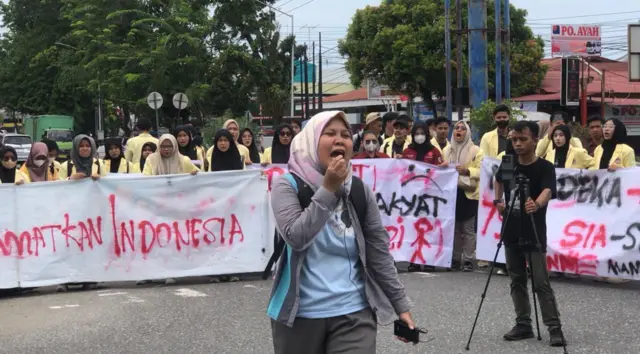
[1,266,639,354]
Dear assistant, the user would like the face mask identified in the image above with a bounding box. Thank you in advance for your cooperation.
[414,134,426,144]
[2,160,16,169]
[33,160,46,167]
[496,120,509,128]
[364,142,378,152]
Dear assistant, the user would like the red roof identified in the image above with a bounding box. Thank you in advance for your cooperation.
[514,58,640,101]
[323,88,368,103]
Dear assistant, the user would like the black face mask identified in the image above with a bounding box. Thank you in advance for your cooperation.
[496,120,509,128]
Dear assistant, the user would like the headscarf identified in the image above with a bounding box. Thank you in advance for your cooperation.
[447,121,477,165]
[193,135,203,147]
[210,129,243,172]
[25,142,50,182]
[237,128,261,164]
[173,125,198,160]
[0,146,17,183]
[139,142,157,172]
[289,111,353,194]
[71,134,97,176]
[407,122,435,161]
[104,137,124,173]
[145,134,184,175]
[272,123,293,164]
[551,125,571,168]
[600,118,627,169]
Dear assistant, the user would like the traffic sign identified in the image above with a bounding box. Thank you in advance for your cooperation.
[147,92,163,110]
[172,93,189,110]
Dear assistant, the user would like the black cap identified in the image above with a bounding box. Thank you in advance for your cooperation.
[393,119,409,129]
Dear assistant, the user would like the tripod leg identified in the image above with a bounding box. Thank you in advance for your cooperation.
[465,200,517,351]
[527,251,542,341]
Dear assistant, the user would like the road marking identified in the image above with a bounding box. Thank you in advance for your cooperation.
[98,291,128,297]
[49,304,80,309]
[173,288,207,298]
[122,296,145,304]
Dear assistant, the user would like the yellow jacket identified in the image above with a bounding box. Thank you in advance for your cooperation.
[206,144,249,170]
[431,137,450,154]
[59,159,108,180]
[379,135,411,157]
[479,129,505,158]
[590,143,636,170]
[142,155,198,176]
[545,146,594,169]
[536,135,583,158]
[103,158,140,174]
[259,147,275,165]
[15,163,59,184]
[443,146,484,200]
[125,133,159,163]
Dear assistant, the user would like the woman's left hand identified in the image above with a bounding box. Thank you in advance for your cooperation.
[91,174,100,180]
[396,312,416,343]
[607,164,621,172]
[456,165,469,176]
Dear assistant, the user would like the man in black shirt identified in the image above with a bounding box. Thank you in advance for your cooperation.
[494,121,566,347]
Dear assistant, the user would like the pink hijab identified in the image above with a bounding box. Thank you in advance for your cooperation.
[288,111,353,194]
[26,142,50,182]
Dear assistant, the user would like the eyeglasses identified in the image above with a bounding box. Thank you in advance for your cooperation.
[3,156,16,162]
[280,131,292,137]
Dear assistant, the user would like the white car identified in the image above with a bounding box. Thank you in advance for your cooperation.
[1,133,33,162]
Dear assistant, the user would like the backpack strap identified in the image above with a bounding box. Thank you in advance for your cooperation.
[67,161,73,178]
[348,176,367,228]
[262,172,314,279]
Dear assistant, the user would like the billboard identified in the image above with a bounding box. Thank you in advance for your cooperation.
[551,24,601,57]
[366,79,400,100]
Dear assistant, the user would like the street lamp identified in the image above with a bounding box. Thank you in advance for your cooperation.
[54,42,104,140]
[254,0,295,118]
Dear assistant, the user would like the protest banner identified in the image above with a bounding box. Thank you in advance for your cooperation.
[476,158,640,279]
[0,170,271,289]
[260,159,458,268]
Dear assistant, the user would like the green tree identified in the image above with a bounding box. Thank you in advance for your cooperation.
[469,99,525,136]
[339,0,547,115]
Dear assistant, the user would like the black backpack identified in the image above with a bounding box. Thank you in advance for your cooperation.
[261,173,367,279]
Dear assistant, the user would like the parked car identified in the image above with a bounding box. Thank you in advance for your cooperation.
[1,133,33,162]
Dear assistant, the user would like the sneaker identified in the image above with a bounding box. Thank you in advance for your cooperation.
[477,261,489,268]
[496,268,508,276]
[549,327,566,347]
[209,277,221,283]
[165,278,176,285]
[503,324,534,341]
[462,261,473,272]
[56,284,68,292]
[229,276,240,282]
[136,280,151,285]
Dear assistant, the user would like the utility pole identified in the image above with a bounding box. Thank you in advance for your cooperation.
[312,41,316,114]
[504,0,511,99]
[318,32,323,111]
[304,45,310,120]
[444,0,452,122]
[495,0,502,102]
[456,0,464,121]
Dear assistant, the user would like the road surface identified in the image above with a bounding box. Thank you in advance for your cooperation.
[0,267,638,353]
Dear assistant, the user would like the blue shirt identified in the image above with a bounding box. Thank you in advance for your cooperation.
[297,200,367,318]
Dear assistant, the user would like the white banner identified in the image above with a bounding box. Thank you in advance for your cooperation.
[1,171,272,289]
[477,158,640,279]
[260,160,458,268]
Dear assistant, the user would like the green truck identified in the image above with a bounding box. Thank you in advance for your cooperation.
[23,115,74,160]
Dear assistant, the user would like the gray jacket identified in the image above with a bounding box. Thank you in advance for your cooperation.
[266,173,411,327]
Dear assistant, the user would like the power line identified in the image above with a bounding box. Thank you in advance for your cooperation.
[285,0,316,12]
[528,10,640,21]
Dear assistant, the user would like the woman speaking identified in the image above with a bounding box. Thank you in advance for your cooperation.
[267,111,415,354]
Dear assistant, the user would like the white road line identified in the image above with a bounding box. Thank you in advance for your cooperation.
[49,304,80,310]
[173,288,207,298]
[98,291,128,297]
[122,296,145,304]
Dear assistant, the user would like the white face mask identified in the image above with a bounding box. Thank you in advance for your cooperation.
[364,141,378,152]
[2,160,16,169]
[414,134,427,144]
[33,160,46,167]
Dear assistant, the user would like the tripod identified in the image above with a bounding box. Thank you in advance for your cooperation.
[465,176,567,354]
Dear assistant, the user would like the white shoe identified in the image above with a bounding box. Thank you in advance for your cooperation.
[165,278,176,285]
[56,284,68,292]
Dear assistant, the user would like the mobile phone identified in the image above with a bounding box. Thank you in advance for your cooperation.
[394,320,420,344]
